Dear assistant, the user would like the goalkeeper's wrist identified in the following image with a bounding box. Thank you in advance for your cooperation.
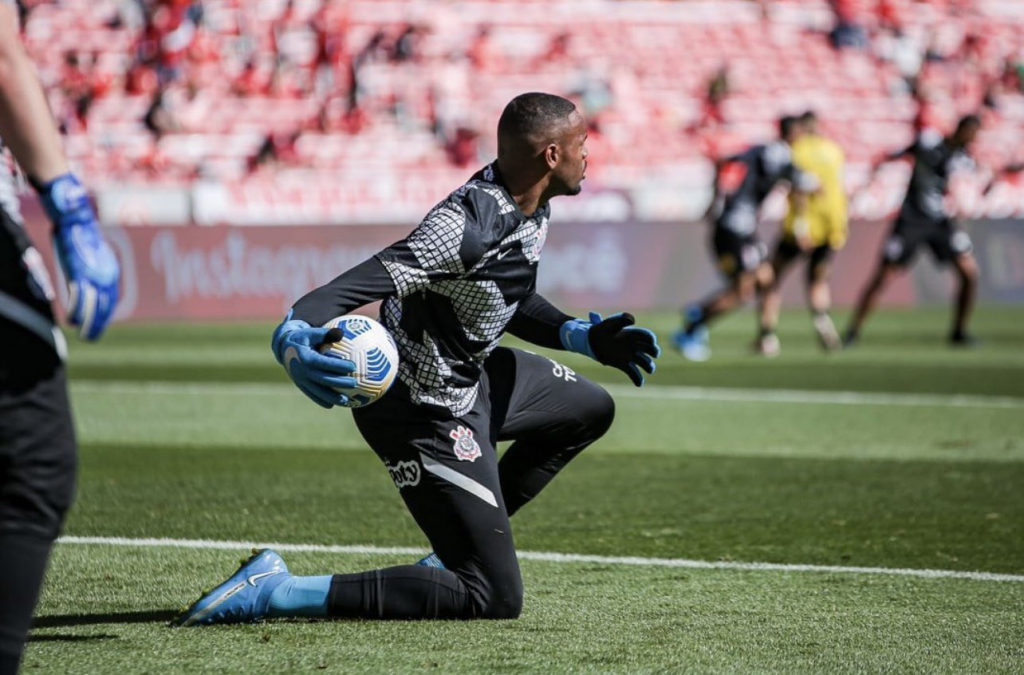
[559,318,595,359]
[272,316,311,363]
[32,172,90,229]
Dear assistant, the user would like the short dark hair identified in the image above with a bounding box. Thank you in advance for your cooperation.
[800,110,817,124]
[955,114,981,133]
[779,115,802,139]
[498,93,577,144]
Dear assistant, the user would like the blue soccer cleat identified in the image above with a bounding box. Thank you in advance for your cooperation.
[672,305,711,362]
[672,328,711,362]
[173,549,290,627]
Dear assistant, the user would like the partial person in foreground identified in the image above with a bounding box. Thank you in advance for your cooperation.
[0,3,120,673]
[175,93,659,625]
[844,114,985,348]
[756,111,848,356]
[674,116,817,361]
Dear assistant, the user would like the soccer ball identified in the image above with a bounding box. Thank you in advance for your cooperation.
[317,315,399,408]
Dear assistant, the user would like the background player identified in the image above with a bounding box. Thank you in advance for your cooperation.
[756,110,848,356]
[0,2,120,672]
[844,114,982,347]
[673,116,816,361]
[174,93,659,626]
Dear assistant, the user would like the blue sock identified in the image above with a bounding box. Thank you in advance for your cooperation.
[266,575,332,618]
[683,305,706,333]
[684,304,704,323]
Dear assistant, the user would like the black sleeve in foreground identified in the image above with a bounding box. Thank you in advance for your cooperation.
[290,257,397,327]
[506,292,573,351]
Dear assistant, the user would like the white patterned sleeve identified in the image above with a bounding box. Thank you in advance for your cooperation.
[375,200,470,298]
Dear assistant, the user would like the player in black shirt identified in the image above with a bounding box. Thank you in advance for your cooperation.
[673,116,816,360]
[175,93,660,626]
[844,115,982,347]
[0,4,120,673]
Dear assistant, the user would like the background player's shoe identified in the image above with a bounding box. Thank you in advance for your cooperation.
[672,328,711,362]
[813,313,842,351]
[949,331,980,348]
[754,332,780,358]
[841,329,859,350]
[416,552,446,569]
[673,306,710,361]
[173,549,290,627]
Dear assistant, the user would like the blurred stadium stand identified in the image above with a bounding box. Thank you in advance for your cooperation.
[14,0,1024,223]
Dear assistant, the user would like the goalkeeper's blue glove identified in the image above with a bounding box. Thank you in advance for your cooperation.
[272,311,359,408]
[37,173,120,340]
[560,312,660,387]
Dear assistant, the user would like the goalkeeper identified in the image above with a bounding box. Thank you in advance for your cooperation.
[176,93,659,625]
[756,111,847,355]
[0,3,120,673]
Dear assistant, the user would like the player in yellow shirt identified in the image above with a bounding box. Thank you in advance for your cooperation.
[757,111,847,355]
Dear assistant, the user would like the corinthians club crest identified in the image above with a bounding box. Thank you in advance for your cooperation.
[449,426,482,462]
[530,219,548,260]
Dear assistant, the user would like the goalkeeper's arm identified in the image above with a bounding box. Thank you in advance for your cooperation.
[506,292,660,387]
[289,258,396,326]
[981,162,1024,196]
[0,3,120,341]
[868,143,916,177]
[0,4,68,185]
[273,257,397,409]
[505,291,574,350]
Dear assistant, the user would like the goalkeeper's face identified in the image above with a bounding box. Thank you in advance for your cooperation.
[551,111,588,197]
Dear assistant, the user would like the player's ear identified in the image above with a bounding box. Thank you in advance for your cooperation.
[544,143,559,170]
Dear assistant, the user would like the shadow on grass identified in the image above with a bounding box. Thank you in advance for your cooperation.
[28,633,118,643]
[32,610,178,628]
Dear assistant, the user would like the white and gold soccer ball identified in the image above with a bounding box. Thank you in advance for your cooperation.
[317,314,399,408]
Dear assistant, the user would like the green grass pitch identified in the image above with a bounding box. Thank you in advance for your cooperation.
[24,307,1024,674]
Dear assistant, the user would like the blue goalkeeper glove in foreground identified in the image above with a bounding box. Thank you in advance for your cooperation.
[561,312,660,387]
[272,311,358,408]
[38,173,120,340]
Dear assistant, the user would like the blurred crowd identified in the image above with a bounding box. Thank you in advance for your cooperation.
[698,0,1023,148]
[827,0,1023,128]
[14,0,1024,188]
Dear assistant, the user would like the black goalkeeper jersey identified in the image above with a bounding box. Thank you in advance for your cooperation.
[291,163,571,417]
[898,133,974,223]
[716,141,812,235]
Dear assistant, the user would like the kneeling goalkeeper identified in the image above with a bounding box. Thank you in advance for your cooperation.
[175,93,659,624]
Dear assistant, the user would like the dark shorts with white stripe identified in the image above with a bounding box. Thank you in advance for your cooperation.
[352,346,615,618]
[882,212,973,267]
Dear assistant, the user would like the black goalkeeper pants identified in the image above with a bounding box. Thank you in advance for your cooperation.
[337,347,615,620]
[0,329,77,675]
[0,210,76,674]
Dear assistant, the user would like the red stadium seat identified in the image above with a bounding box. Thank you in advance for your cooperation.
[14,0,1023,196]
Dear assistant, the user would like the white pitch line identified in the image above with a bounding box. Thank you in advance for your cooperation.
[70,380,1024,410]
[603,384,1024,410]
[57,536,1024,583]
